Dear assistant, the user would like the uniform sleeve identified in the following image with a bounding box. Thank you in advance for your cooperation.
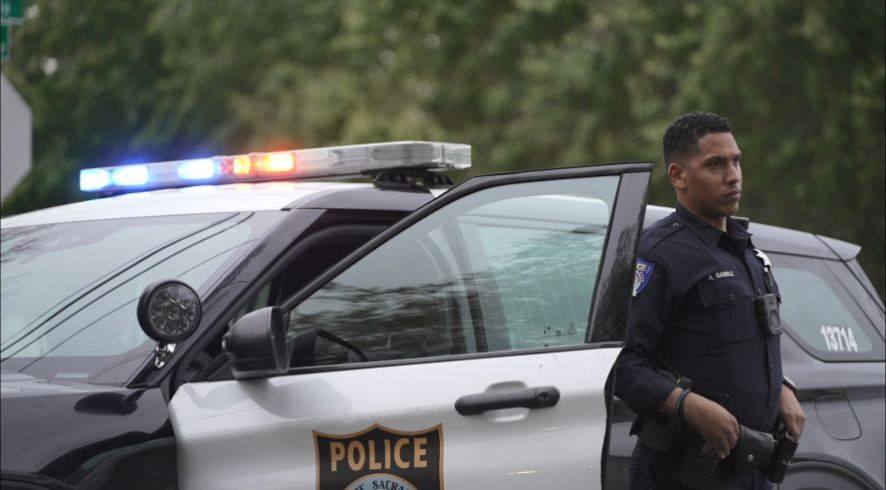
[613,256,681,418]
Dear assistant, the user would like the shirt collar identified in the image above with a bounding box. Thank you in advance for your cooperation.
[674,202,752,249]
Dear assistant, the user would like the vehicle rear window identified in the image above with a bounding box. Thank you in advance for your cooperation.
[770,253,885,361]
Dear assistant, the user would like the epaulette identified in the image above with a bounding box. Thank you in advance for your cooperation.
[641,215,684,251]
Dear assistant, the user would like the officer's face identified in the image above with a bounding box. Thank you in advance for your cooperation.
[670,132,742,222]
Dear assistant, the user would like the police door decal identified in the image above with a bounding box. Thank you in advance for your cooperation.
[314,424,444,490]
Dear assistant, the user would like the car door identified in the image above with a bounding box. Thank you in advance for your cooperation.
[169,163,652,490]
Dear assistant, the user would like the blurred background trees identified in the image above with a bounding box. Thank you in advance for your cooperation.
[2,0,883,299]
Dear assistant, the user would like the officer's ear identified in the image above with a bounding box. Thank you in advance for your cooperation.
[667,162,687,190]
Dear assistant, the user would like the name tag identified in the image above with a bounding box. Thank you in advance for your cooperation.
[708,270,735,281]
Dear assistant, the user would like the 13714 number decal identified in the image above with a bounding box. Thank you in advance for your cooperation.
[820,325,859,352]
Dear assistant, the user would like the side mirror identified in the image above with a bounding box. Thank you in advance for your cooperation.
[222,307,289,380]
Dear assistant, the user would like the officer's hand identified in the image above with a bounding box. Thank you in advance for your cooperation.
[682,393,740,459]
[779,384,805,440]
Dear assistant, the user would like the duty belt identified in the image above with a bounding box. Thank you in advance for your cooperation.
[637,418,799,488]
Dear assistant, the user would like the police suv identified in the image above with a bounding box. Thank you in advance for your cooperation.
[1,142,883,490]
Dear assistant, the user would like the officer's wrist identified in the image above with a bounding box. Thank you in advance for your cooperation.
[675,388,692,422]
[782,376,797,394]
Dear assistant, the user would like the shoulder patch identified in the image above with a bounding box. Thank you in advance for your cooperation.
[632,258,655,297]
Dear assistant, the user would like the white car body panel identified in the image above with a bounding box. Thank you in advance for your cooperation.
[0,182,370,228]
[170,348,619,490]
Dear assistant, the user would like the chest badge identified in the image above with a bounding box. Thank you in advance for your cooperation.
[754,248,773,271]
[314,423,444,490]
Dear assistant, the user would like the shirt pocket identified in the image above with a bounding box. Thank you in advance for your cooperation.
[698,279,755,343]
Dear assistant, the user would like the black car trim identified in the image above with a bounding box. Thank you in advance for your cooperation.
[587,171,651,343]
[0,472,75,490]
[288,185,434,212]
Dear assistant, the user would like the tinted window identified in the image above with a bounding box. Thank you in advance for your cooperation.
[771,254,885,361]
[288,176,618,365]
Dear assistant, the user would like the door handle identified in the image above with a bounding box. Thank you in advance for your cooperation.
[455,386,560,416]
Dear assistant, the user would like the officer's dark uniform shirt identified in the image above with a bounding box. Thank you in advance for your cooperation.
[615,203,782,433]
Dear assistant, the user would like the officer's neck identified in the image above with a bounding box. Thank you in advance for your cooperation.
[677,201,728,232]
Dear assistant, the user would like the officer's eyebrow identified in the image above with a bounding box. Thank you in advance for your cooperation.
[702,151,741,165]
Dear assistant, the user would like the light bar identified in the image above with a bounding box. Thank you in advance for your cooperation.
[80,169,111,191]
[177,159,217,180]
[111,166,149,186]
[79,141,471,193]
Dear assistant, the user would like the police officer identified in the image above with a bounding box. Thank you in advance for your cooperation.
[614,112,805,489]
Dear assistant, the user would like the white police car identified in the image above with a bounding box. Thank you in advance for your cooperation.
[1,141,652,489]
[1,142,883,490]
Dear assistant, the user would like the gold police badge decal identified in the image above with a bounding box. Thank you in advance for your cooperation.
[314,423,444,490]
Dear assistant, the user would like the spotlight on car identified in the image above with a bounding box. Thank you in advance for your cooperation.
[137,279,202,343]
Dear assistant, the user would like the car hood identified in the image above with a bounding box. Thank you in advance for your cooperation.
[0,370,116,398]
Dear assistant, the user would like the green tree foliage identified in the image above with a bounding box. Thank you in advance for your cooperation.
[2,0,883,298]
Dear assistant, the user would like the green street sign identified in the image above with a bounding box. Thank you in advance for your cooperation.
[1,0,23,62]
[1,24,9,62]
[1,0,24,24]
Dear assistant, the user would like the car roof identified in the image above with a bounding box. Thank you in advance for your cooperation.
[644,205,859,260]
[0,182,359,227]
[0,181,438,228]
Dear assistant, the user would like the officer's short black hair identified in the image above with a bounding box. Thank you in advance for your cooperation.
[662,112,732,166]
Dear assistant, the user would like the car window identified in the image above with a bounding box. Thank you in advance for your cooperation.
[0,211,285,385]
[287,176,618,366]
[770,253,885,361]
[224,224,393,329]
